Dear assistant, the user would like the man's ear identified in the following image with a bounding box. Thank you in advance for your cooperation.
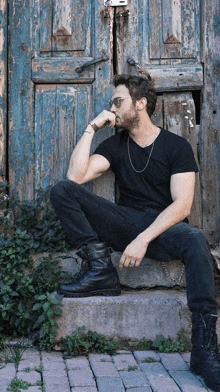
[136,97,147,110]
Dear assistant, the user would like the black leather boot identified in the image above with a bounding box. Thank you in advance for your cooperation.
[59,242,121,297]
[190,313,220,391]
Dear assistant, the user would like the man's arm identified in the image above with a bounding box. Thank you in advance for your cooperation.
[67,110,115,184]
[119,171,196,269]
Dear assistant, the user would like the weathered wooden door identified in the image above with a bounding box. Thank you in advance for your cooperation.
[8,0,203,228]
[8,0,115,201]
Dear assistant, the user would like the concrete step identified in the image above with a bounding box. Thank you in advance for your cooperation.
[55,289,191,342]
[32,251,186,289]
[55,289,220,343]
[31,252,220,343]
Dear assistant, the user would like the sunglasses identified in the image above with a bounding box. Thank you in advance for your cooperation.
[109,97,130,108]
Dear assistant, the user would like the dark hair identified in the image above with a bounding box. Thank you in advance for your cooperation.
[113,74,157,117]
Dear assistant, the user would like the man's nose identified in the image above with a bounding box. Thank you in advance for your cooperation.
[110,103,116,113]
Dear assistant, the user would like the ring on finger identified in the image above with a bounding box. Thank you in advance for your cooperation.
[130,261,135,267]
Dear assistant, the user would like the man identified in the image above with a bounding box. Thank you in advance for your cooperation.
[50,74,220,391]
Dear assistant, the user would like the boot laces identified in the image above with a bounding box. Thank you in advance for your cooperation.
[209,326,220,362]
[71,259,89,282]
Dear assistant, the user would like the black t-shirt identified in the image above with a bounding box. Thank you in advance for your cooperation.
[94,128,198,212]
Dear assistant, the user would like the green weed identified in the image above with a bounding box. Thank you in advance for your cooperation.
[61,327,116,356]
[152,332,191,353]
[0,341,25,367]
[127,365,138,371]
[7,379,32,392]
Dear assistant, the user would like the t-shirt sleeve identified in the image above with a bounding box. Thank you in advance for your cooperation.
[169,137,199,175]
[94,139,114,167]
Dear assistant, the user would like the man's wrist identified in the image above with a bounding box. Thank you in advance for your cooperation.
[84,124,96,134]
[89,122,99,132]
[137,232,151,247]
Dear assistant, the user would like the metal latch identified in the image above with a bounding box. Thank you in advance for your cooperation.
[75,54,110,73]
[104,0,128,6]
[127,57,152,79]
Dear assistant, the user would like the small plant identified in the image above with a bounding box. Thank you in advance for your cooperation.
[36,380,45,391]
[32,292,63,350]
[152,332,191,353]
[7,379,32,392]
[35,366,43,374]
[143,357,156,363]
[113,329,191,354]
[61,327,116,356]
[86,331,116,355]
[0,341,26,368]
[24,367,31,372]
[127,365,138,371]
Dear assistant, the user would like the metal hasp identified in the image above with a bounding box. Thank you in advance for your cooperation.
[75,54,110,73]
[104,0,127,6]
[127,57,151,79]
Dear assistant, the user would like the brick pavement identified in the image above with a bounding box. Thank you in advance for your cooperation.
[0,347,215,392]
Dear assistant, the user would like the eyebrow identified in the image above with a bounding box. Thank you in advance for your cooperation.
[111,96,129,100]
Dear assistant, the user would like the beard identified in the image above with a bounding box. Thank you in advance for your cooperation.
[115,109,140,130]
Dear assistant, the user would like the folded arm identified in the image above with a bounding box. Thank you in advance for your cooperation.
[119,171,196,269]
[67,110,115,184]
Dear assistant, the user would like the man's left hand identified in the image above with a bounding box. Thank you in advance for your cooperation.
[119,235,148,269]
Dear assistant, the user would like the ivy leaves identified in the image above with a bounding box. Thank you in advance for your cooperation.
[0,183,69,350]
[32,292,63,350]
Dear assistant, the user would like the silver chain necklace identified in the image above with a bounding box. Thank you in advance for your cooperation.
[127,136,155,173]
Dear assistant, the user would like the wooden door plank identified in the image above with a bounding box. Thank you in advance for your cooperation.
[53,0,72,37]
[35,84,92,190]
[40,0,52,52]
[52,0,89,52]
[116,0,200,73]
[180,0,197,59]
[0,0,7,181]
[9,0,35,200]
[148,65,203,92]
[116,1,140,74]
[199,0,220,242]
[40,0,90,53]
[149,0,198,60]
[163,92,202,228]
[92,0,115,201]
[148,0,161,62]
[162,0,182,45]
[31,57,95,83]
[152,96,164,129]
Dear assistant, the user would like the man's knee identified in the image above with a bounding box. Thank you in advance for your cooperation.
[50,180,71,205]
[50,180,84,205]
[178,225,212,264]
[185,226,209,247]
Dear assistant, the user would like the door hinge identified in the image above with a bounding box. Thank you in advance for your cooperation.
[104,0,127,6]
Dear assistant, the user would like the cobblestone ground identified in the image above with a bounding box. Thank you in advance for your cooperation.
[0,347,216,392]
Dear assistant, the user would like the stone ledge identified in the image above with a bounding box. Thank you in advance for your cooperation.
[111,252,185,289]
[55,289,191,342]
[31,251,186,289]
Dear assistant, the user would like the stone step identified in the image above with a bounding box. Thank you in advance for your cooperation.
[55,289,192,343]
[55,290,220,343]
[32,251,186,289]
[31,252,220,343]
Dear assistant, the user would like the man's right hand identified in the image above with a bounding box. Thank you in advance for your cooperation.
[91,110,116,130]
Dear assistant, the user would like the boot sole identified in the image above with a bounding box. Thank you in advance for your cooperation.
[190,366,220,391]
[190,364,202,376]
[58,288,121,297]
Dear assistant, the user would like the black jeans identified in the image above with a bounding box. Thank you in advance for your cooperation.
[50,180,217,316]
